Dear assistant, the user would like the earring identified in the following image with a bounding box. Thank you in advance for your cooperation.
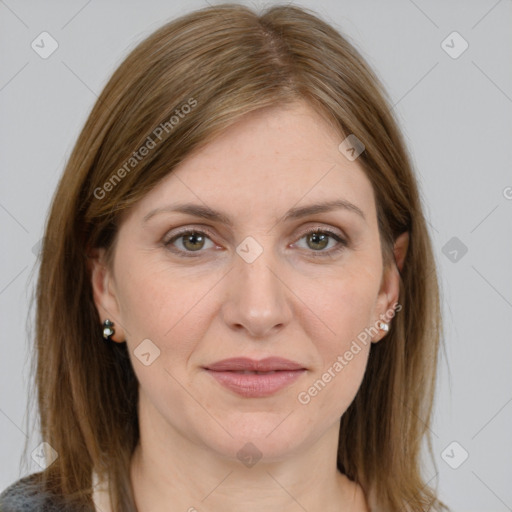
[102,319,115,341]
[377,321,389,333]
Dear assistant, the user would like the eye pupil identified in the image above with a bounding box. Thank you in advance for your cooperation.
[183,233,205,251]
[308,232,329,250]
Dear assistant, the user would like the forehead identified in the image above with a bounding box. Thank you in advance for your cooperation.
[130,101,377,226]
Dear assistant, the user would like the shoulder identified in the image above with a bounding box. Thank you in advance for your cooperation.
[0,473,84,512]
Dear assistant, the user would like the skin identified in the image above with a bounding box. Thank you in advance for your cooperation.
[90,100,408,512]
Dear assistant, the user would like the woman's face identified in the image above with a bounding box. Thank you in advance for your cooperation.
[91,100,403,462]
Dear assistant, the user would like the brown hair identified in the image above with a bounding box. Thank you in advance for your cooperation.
[32,3,446,510]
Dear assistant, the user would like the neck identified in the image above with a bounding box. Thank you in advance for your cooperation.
[129,400,366,512]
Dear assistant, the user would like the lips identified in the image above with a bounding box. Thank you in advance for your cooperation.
[205,357,305,372]
[203,357,306,398]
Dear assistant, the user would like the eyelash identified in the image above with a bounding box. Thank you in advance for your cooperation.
[163,227,348,259]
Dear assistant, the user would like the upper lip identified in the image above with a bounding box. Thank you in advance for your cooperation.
[204,357,306,372]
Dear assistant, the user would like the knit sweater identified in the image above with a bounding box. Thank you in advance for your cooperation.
[0,473,95,511]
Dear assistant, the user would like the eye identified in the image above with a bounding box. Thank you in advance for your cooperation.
[164,229,217,256]
[292,228,347,257]
[163,226,348,259]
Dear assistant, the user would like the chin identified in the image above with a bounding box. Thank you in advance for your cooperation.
[198,410,312,463]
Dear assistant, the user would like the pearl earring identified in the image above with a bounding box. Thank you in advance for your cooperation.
[102,319,115,341]
[377,321,389,332]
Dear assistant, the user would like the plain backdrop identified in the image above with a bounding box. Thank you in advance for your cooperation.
[1,1,511,510]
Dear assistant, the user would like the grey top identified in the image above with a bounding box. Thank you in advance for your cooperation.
[0,473,94,511]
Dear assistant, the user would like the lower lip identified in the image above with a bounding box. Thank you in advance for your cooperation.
[204,369,306,398]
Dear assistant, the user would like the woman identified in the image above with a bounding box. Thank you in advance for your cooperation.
[0,3,447,511]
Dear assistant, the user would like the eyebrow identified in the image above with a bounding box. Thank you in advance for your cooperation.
[142,199,366,225]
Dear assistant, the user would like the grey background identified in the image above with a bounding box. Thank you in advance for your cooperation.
[1,1,511,510]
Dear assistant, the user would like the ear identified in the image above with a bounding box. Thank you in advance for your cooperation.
[88,247,125,343]
[372,231,409,343]
[393,230,409,273]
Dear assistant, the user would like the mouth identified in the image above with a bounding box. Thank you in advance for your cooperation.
[204,356,306,372]
[222,370,284,374]
[203,357,307,398]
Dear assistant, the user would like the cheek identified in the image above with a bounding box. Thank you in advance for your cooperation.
[309,343,371,423]
[298,297,372,420]
[301,262,380,353]
[114,253,220,364]
[295,263,378,414]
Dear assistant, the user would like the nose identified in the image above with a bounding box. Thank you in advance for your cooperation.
[220,244,293,339]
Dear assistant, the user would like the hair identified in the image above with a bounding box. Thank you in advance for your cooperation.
[29,3,446,511]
